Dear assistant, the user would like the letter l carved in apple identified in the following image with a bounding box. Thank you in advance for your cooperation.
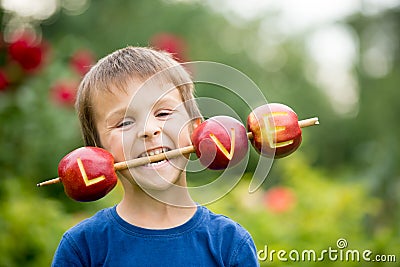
[58,147,118,202]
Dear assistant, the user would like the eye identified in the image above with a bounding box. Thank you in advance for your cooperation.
[117,119,134,128]
[156,109,173,118]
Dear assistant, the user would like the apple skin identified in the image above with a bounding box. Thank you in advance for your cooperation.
[247,103,302,158]
[191,116,248,170]
[58,147,118,202]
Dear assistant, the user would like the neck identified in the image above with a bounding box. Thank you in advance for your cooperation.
[116,176,197,229]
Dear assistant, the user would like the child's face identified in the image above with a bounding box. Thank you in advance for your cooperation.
[93,78,194,190]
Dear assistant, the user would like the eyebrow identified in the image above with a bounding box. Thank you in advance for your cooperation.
[105,107,127,124]
[153,91,183,108]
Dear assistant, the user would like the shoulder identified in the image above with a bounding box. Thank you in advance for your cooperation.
[54,207,115,261]
[200,206,251,239]
[60,206,115,251]
[197,206,259,266]
[52,207,114,267]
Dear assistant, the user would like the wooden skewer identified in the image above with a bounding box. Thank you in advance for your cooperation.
[37,177,61,186]
[113,145,195,171]
[298,117,319,128]
[36,117,319,187]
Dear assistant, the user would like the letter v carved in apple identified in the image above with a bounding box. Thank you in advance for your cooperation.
[191,116,248,170]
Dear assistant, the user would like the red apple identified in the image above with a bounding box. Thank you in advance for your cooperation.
[247,103,302,158]
[191,116,248,170]
[58,147,118,202]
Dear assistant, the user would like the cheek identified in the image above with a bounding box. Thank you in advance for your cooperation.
[162,120,190,147]
[162,114,193,147]
[177,123,192,147]
[101,132,126,162]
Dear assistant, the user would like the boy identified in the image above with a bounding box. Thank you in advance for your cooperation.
[52,46,259,266]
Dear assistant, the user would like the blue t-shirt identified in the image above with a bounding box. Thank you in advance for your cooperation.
[52,205,259,267]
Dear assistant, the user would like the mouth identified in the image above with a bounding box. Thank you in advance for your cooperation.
[138,147,171,168]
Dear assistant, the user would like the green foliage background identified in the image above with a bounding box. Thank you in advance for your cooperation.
[0,0,399,266]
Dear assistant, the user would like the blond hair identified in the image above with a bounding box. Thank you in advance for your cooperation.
[75,46,202,147]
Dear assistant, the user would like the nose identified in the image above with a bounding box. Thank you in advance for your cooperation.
[137,119,161,139]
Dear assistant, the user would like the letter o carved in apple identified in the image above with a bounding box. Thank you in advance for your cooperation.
[191,116,248,170]
[58,147,118,202]
[247,103,302,158]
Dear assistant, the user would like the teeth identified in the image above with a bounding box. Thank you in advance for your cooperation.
[139,147,170,158]
[144,160,167,167]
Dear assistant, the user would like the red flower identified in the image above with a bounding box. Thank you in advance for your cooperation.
[264,187,296,213]
[8,34,46,71]
[50,81,77,107]
[150,33,188,62]
[0,69,9,91]
[70,49,96,76]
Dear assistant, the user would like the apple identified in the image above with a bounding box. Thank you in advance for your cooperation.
[58,147,118,202]
[191,116,248,170]
[247,103,302,158]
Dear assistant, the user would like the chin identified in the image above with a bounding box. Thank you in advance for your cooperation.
[126,158,187,191]
[138,179,176,191]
